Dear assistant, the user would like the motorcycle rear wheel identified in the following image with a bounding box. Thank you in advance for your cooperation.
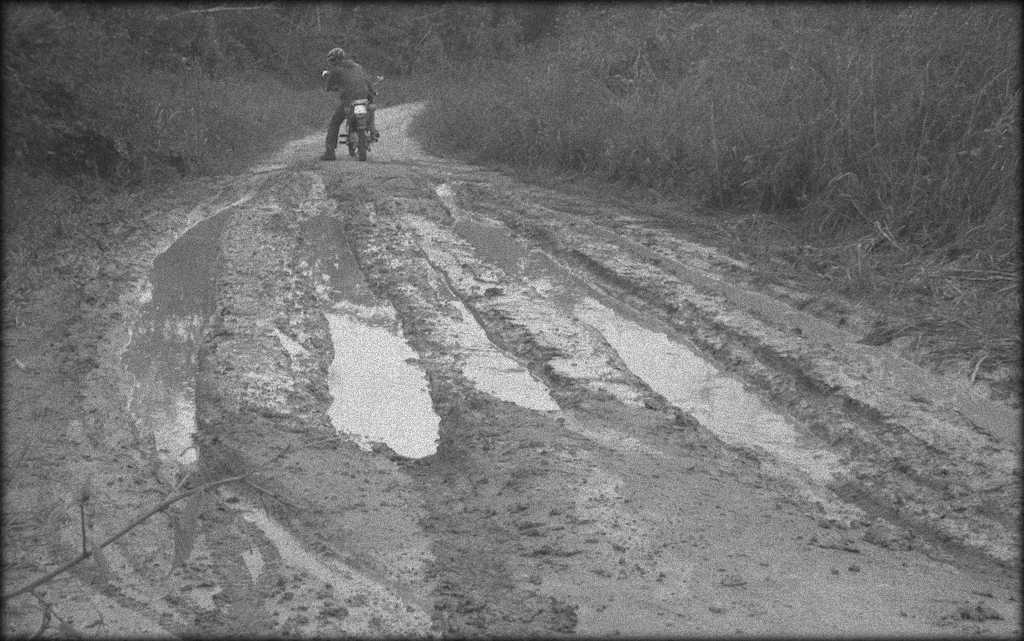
[357,129,368,161]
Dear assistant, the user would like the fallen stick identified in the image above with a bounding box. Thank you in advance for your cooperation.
[242,479,303,510]
[2,474,248,601]
[29,590,80,639]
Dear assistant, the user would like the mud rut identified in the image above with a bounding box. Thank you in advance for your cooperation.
[2,104,1019,637]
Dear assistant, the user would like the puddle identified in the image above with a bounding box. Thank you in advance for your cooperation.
[573,298,842,484]
[301,216,441,458]
[187,583,223,611]
[241,547,265,583]
[434,182,458,214]
[445,206,842,484]
[326,303,439,458]
[443,297,560,412]
[402,214,564,411]
[123,211,232,466]
[304,215,555,460]
[452,216,532,278]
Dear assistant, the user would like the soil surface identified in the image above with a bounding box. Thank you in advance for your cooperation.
[3,104,1020,638]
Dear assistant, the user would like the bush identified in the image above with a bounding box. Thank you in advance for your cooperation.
[2,5,329,186]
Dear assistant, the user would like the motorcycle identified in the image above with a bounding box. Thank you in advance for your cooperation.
[338,98,374,161]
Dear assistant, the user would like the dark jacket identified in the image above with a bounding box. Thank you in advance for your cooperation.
[324,59,373,103]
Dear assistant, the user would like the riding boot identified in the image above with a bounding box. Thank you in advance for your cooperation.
[320,148,336,161]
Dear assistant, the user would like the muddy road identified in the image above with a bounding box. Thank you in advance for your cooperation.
[2,104,1020,637]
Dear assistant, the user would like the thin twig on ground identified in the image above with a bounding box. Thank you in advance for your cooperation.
[970,354,988,384]
[172,468,196,494]
[242,479,302,510]
[29,590,81,638]
[78,504,87,557]
[2,474,248,601]
[28,598,50,639]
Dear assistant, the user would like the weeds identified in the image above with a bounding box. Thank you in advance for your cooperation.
[418,6,1019,248]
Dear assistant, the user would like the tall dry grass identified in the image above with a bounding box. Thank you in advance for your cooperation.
[415,4,1020,258]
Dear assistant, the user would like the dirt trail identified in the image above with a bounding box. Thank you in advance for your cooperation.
[2,104,1019,637]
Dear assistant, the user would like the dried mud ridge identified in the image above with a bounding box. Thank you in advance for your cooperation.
[2,106,1019,637]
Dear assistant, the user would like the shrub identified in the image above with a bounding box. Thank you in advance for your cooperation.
[2,5,329,186]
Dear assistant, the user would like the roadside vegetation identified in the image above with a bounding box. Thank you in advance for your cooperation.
[412,4,1021,393]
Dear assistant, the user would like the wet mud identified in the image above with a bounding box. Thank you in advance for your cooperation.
[123,210,232,468]
[458,185,1019,567]
[3,105,1019,638]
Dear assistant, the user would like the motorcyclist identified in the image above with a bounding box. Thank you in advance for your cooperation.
[320,47,379,161]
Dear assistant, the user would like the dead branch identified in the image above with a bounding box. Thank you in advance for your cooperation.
[299,434,346,449]
[969,354,988,383]
[2,474,248,601]
[172,468,197,494]
[79,504,87,556]
[944,268,1017,281]
[242,479,302,510]
[28,598,50,639]
[29,591,80,638]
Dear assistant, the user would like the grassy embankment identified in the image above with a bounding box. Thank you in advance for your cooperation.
[412,4,1021,392]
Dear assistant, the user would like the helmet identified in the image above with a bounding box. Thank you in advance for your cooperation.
[327,47,346,64]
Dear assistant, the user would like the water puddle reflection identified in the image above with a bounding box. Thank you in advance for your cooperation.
[443,297,560,412]
[124,212,231,466]
[573,299,841,484]
[302,217,441,458]
[452,217,531,278]
[448,207,842,483]
[326,302,439,458]
[403,214,562,410]
[305,215,556,461]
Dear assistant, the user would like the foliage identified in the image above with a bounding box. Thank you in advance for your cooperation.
[415,4,1020,263]
[3,4,323,186]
